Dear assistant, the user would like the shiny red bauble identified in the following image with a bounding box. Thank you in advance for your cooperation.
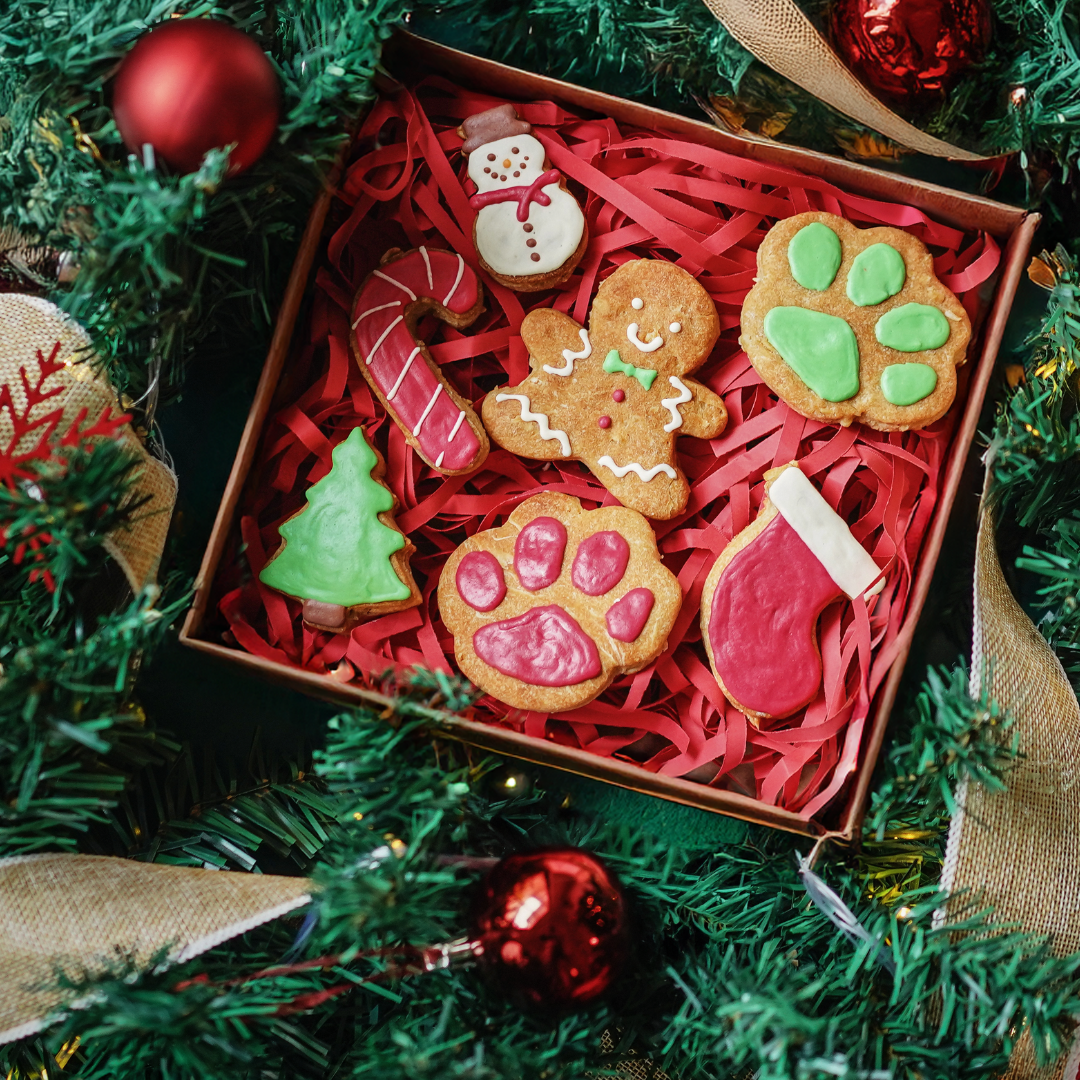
[830,0,991,111]
[469,848,628,1011]
[112,20,280,176]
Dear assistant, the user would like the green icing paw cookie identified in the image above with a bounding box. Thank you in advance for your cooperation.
[740,211,971,432]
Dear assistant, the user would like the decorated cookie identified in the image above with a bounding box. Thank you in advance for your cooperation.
[459,104,588,292]
[481,259,727,520]
[741,211,971,431]
[351,247,488,475]
[700,462,883,723]
[260,427,421,634]
[438,492,681,712]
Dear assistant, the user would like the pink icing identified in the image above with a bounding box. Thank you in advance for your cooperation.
[605,588,655,643]
[473,605,601,687]
[468,169,561,222]
[514,516,567,591]
[351,249,482,473]
[571,532,630,596]
[457,551,507,612]
[708,514,841,718]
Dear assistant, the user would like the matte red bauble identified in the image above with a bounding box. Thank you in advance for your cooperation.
[469,848,628,1010]
[113,20,280,176]
[830,0,991,111]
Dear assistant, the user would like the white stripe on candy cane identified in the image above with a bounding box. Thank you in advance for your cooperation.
[373,269,417,301]
[364,315,403,365]
[386,347,420,401]
[413,384,442,437]
[447,410,465,444]
[352,301,399,328]
[420,246,433,290]
[443,255,465,306]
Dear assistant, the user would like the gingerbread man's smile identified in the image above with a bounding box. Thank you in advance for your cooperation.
[626,322,664,352]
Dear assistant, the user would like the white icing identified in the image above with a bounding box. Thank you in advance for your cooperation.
[543,328,591,376]
[352,300,399,328]
[365,315,403,365]
[631,297,644,310]
[768,466,883,600]
[447,410,466,443]
[373,269,416,301]
[626,323,664,353]
[413,384,442,437]
[661,376,692,432]
[669,322,682,333]
[435,451,445,468]
[495,393,571,456]
[386,346,420,401]
[420,246,433,289]
[597,455,677,482]
[443,254,465,306]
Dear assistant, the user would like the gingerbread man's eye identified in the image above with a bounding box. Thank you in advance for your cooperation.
[669,322,682,333]
[631,297,644,310]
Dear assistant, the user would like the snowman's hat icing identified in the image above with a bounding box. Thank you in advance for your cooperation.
[459,104,533,155]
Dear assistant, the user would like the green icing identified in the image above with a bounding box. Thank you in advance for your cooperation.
[846,243,906,307]
[788,222,842,291]
[875,303,951,352]
[603,348,657,390]
[763,306,860,402]
[881,363,938,406]
[259,427,409,606]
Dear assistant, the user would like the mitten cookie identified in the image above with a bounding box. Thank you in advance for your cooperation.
[438,492,681,712]
[260,427,421,634]
[741,211,970,431]
[459,104,588,292]
[700,462,882,723]
[351,247,488,475]
[482,259,727,520]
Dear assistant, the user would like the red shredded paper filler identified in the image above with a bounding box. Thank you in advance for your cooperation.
[216,80,1000,821]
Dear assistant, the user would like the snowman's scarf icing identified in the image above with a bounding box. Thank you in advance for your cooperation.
[469,168,562,222]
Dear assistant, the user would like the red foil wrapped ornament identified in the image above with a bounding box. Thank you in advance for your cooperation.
[469,848,627,1010]
[829,0,991,111]
[112,20,280,176]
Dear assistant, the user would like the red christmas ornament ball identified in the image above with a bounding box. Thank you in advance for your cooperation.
[830,0,991,111]
[469,848,628,1010]
[113,20,280,176]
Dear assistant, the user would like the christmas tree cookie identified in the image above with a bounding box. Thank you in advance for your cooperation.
[259,427,421,634]
[741,211,970,431]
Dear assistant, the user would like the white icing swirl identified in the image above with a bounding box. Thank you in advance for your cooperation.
[597,455,677,482]
[661,376,693,432]
[543,328,591,376]
[495,393,571,456]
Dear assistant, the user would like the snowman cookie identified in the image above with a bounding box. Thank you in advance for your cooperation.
[482,259,727,520]
[459,104,588,292]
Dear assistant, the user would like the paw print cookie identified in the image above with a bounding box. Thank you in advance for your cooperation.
[438,492,682,712]
[741,211,971,431]
[481,259,728,520]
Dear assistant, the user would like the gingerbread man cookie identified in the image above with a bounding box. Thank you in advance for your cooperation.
[482,259,727,520]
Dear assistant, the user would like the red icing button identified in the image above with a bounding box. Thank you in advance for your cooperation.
[456,551,507,612]
[605,588,655,643]
[598,415,611,429]
[612,389,625,403]
[572,532,630,596]
[514,516,567,591]
[473,605,602,686]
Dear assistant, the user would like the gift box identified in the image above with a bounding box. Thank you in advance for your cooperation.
[181,30,1038,838]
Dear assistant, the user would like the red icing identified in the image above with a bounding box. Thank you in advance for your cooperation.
[598,416,611,429]
[352,249,482,472]
[457,550,507,612]
[612,389,625,403]
[473,605,602,687]
[571,532,630,596]
[514,516,567,591]
[468,169,562,222]
[605,588,655,643]
[708,514,841,718]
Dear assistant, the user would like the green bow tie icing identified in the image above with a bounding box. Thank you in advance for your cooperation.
[881,362,938,406]
[847,243,906,307]
[763,307,860,402]
[788,222,842,291]
[603,349,658,391]
[875,303,951,352]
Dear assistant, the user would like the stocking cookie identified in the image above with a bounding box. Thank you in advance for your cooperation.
[351,247,488,475]
[438,492,681,712]
[459,104,587,292]
[700,462,883,723]
[482,259,727,520]
[260,427,421,634]
[741,211,970,431]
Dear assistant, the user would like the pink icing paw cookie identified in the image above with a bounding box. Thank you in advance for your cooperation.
[700,462,883,724]
[438,492,682,712]
[351,247,489,475]
[481,259,728,520]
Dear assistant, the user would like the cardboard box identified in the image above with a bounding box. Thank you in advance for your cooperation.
[181,30,1039,839]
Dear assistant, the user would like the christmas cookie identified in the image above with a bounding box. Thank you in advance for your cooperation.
[460,104,588,292]
[351,247,488,475]
[741,211,970,431]
[438,492,682,712]
[481,259,727,520]
[700,462,883,723]
[260,427,421,634]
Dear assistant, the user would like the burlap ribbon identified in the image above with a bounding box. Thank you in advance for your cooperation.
[0,293,176,592]
[699,0,1002,160]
